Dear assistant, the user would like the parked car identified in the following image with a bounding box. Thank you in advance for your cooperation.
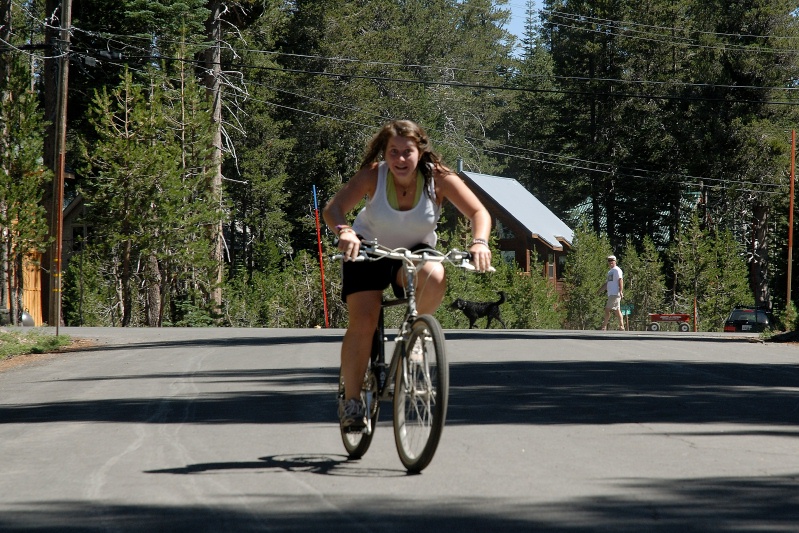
[723,306,775,332]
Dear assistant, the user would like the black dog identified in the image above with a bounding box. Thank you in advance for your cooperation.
[450,291,507,329]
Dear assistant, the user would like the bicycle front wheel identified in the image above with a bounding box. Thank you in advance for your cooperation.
[393,314,448,473]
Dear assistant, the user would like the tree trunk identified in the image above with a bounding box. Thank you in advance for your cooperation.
[121,239,132,326]
[10,254,21,325]
[1,240,8,325]
[145,253,161,327]
[204,1,224,312]
[0,0,10,321]
[751,202,770,309]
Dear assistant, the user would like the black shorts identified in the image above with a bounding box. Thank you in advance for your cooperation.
[340,242,428,302]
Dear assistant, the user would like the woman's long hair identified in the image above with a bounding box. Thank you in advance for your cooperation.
[360,120,449,197]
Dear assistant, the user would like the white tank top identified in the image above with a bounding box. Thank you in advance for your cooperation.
[352,161,440,249]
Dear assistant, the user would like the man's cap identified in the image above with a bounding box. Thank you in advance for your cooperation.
[607,255,616,261]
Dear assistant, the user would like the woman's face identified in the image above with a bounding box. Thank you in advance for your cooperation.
[385,135,420,181]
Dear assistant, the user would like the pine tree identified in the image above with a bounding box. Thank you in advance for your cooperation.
[561,222,612,329]
[622,237,666,330]
[702,229,751,330]
[78,66,218,326]
[220,6,294,278]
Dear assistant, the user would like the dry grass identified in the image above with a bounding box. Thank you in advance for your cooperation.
[0,330,101,373]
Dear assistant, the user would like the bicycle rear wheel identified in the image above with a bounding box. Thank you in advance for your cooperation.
[339,331,381,459]
[339,367,379,458]
[393,314,448,473]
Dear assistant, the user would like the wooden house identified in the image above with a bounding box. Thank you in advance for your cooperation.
[459,171,573,291]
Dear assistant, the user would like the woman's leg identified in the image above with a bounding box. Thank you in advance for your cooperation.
[341,290,383,401]
[400,262,446,315]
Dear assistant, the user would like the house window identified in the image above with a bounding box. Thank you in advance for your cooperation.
[501,250,516,266]
[547,254,555,279]
[496,219,513,240]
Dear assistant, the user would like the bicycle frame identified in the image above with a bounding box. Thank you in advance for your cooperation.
[374,253,423,392]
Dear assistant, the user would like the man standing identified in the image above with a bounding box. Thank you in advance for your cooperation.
[598,255,624,331]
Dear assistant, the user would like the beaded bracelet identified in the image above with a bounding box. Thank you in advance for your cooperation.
[470,238,489,247]
[337,227,356,236]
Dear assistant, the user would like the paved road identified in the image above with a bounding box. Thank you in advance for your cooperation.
[1,327,797,532]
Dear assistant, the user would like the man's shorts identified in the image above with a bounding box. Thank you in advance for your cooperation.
[605,295,622,311]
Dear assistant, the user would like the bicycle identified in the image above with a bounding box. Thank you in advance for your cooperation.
[333,240,487,473]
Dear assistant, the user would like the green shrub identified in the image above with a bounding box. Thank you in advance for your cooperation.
[0,330,71,359]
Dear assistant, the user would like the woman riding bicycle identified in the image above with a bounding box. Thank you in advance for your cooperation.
[323,119,492,431]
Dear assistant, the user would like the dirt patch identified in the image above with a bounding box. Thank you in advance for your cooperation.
[0,337,98,373]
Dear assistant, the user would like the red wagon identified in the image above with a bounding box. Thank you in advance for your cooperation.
[648,313,692,332]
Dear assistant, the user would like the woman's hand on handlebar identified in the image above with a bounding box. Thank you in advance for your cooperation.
[337,231,361,261]
[468,242,492,272]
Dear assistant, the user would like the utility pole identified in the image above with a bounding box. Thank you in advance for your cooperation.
[49,0,71,333]
[788,130,795,308]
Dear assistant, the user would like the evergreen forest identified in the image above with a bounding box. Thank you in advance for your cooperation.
[1,0,798,331]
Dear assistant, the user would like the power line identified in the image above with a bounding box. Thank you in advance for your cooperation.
[241,47,799,94]
[32,40,798,106]
[45,41,799,195]
[219,60,799,106]
[0,36,67,59]
[5,2,793,196]
[1,9,783,102]
[57,18,799,95]
[545,8,799,42]
[235,79,786,196]
[545,19,795,56]
[474,142,784,196]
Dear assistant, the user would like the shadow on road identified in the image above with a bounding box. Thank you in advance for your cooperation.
[59,329,761,355]
[62,333,344,353]
[448,360,799,427]
[4,344,799,531]
[1,472,798,532]
[145,453,408,478]
[2,359,798,428]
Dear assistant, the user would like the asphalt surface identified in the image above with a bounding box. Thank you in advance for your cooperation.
[1,327,797,532]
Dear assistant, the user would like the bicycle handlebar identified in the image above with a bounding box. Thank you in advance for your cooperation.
[332,240,495,272]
